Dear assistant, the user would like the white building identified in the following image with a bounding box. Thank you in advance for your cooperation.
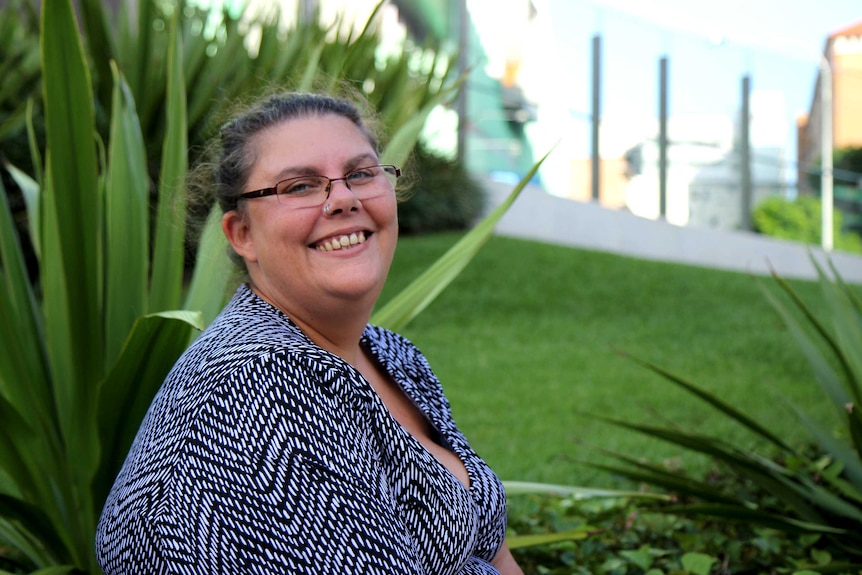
[624,90,788,230]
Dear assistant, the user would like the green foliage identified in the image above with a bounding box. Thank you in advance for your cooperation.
[0,0,461,249]
[808,146,862,190]
[506,489,847,575]
[752,195,862,253]
[834,147,862,186]
[592,257,862,569]
[398,143,487,234]
[0,0,456,179]
[0,2,204,572]
[0,0,40,162]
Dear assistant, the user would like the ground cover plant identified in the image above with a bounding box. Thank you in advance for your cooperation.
[505,486,843,575]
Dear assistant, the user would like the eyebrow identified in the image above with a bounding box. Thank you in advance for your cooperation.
[268,153,379,183]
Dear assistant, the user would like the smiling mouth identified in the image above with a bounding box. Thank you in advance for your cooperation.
[313,231,369,252]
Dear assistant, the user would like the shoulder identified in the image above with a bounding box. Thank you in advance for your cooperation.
[136,286,359,459]
[363,325,435,381]
[363,325,452,413]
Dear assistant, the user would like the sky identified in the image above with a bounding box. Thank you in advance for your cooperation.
[473,0,862,195]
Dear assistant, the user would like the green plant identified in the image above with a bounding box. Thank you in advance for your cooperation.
[0,2,203,572]
[0,0,40,147]
[591,257,862,571]
[1,0,461,277]
[506,473,853,574]
[752,195,862,253]
[398,142,486,234]
[0,0,499,573]
[807,146,862,191]
[9,0,455,183]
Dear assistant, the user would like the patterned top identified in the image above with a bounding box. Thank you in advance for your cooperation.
[95,284,507,574]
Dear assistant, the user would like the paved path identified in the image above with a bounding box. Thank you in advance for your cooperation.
[483,180,862,284]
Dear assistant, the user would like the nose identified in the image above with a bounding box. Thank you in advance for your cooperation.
[322,178,359,215]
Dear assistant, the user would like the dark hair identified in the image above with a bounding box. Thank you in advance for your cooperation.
[214,91,381,213]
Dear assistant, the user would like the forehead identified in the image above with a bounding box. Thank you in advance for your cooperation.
[250,114,376,172]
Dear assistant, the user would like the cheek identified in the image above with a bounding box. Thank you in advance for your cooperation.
[254,208,317,243]
[376,194,399,226]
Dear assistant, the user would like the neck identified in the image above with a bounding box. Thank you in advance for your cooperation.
[248,282,373,366]
[291,306,371,365]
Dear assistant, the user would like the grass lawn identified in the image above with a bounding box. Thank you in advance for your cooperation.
[376,232,838,489]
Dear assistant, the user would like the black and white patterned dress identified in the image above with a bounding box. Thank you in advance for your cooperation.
[95,284,508,574]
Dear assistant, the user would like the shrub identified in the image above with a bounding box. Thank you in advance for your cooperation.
[507,481,848,574]
[752,195,862,253]
[398,143,486,234]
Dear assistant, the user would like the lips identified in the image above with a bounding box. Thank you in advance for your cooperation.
[313,230,368,252]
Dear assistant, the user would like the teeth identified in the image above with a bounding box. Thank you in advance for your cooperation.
[316,231,367,251]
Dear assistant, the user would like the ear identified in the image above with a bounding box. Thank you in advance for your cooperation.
[222,210,258,263]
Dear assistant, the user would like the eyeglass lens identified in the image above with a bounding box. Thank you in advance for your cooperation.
[273,165,398,207]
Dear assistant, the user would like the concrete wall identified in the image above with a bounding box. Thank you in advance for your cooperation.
[483,180,862,284]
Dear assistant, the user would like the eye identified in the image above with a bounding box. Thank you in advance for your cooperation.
[346,167,378,185]
[277,176,326,196]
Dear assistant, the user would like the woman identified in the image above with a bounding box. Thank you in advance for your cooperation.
[95,92,522,574]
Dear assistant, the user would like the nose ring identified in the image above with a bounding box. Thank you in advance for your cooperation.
[323,203,332,216]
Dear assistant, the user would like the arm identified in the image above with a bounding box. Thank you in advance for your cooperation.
[492,542,525,575]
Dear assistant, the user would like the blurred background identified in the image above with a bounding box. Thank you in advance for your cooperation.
[210,0,862,239]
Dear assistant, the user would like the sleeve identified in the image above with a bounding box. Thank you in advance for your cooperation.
[97,350,425,575]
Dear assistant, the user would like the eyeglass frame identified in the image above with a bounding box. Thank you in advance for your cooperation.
[236,164,401,206]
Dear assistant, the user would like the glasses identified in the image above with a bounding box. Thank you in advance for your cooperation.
[237,164,401,208]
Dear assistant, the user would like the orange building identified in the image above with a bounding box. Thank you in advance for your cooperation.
[567,157,630,209]
[797,19,862,194]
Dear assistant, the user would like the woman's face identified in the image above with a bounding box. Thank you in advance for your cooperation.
[222,114,399,318]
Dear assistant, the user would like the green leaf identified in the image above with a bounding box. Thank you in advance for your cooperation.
[41,0,103,389]
[620,352,793,450]
[183,205,233,327]
[0,396,41,504]
[40,7,105,562]
[760,280,852,416]
[380,74,463,170]
[596,416,826,521]
[663,503,846,534]
[104,61,150,365]
[28,568,78,575]
[372,147,553,331]
[783,396,862,495]
[0,494,68,566]
[0,175,53,419]
[502,481,670,501]
[3,160,40,258]
[586,455,740,506]
[621,545,656,571]
[77,0,116,113]
[149,9,188,312]
[681,552,716,575]
[297,37,327,93]
[93,311,203,506]
[506,527,592,550]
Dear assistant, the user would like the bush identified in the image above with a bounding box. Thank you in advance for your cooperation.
[752,195,862,253]
[398,143,486,234]
[507,478,849,574]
